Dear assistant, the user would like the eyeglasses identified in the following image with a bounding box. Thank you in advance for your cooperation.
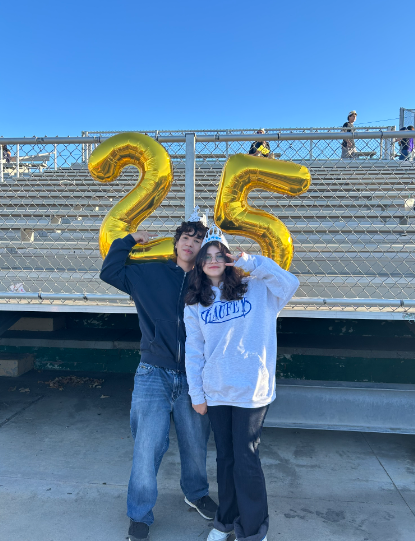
[202,254,226,263]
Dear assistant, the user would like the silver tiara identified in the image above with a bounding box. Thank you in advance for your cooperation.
[201,224,229,249]
[187,205,208,227]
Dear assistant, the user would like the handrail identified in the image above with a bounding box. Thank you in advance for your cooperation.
[0,291,414,308]
[0,130,411,145]
[85,126,393,134]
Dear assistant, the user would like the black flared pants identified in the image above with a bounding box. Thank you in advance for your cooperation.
[207,405,269,541]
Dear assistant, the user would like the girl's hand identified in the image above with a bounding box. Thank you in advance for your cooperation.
[225,248,245,266]
[192,401,207,415]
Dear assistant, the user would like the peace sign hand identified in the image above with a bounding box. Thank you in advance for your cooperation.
[225,248,245,266]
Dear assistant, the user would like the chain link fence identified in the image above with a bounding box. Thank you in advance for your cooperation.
[400,108,415,129]
[0,127,414,318]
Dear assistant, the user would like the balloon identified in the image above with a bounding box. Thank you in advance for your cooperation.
[214,154,311,270]
[88,132,175,262]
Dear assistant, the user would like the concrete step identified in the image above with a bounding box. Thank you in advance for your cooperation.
[0,353,34,377]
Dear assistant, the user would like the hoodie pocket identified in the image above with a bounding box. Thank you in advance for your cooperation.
[203,354,270,402]
[149,319,177,359]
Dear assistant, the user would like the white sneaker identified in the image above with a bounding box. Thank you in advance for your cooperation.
[207,528,233,541]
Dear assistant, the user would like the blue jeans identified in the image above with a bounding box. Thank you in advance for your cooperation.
[127,362,211,525]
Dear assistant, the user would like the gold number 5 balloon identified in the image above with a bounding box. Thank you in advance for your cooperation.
[88,132,175,262]
[214,154,311,270]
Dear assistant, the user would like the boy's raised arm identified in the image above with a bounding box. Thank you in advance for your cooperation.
[100,231,149,295]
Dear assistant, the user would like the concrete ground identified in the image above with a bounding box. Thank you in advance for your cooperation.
[1,370,415,541]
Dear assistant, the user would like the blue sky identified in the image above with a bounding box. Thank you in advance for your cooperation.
[1,0,411,136]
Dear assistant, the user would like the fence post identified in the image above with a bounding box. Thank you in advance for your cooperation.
[309,139,313,160]
[0,145,3,183]
[85,131,89,162]
[16,144,20,177]
[384,127,392,160]
[391,126,396,159]
[54,144,58,170]
[185,133,196,220]
[81,131,85,163]
[384,126,396,160]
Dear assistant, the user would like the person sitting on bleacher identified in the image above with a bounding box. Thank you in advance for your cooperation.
[341,111,357,159]
[249,129,272,158]
[398,126,414,161]
[2,145,11,163]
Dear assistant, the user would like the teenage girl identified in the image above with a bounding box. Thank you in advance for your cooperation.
[184,226,299,541]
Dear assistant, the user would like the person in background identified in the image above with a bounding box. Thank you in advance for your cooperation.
[398,126,414,161]
[341,111,357,159]
[2,145,11,163]
[249,129,272,158]
[184,225,299,541]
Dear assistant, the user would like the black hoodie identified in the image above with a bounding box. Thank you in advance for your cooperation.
[100,234,190,372]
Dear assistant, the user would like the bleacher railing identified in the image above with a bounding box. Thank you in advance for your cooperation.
[0,128,414,319]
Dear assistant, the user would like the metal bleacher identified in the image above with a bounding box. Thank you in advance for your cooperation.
[0,156,414,306]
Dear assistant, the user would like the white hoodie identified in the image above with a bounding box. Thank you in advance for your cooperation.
[184,254,299,408]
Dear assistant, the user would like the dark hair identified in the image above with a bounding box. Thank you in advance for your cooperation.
[173,221,208,256]
[185,241,248,307]
[407,125,414,130]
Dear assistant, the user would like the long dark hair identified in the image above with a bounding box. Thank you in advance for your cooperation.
[185,241,248,307]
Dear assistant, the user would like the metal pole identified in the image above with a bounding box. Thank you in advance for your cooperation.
[54,144,57,170]
[385,127,391,160]
[0,145,3,183]
[309,139,313,160]
[0,132,412,145]
[81,131,85,163]
[391,126,396,159]
[185,132,196,220]
[85,131,90,162]
[16,144,19,177]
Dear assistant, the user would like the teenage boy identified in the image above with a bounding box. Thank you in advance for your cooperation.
[100,210,217,541]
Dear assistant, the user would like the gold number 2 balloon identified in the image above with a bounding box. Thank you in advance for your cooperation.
[88,132,175,262]
[214,154,311,270]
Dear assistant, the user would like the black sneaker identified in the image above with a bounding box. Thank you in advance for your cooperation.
[128,519,150,541]
[184,495,218,520]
